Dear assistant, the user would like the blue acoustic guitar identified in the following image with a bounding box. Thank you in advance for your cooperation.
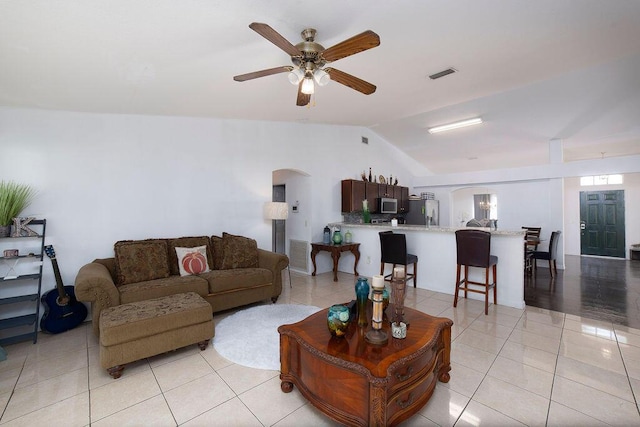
[40,245,88,334]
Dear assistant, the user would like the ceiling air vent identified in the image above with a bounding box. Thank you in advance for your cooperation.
[429,68,457,80]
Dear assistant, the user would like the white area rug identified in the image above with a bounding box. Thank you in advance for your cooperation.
[213,304,322,371]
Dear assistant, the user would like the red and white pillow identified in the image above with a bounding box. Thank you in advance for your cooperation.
[175,246,210,276]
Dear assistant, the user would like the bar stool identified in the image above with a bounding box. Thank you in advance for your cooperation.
[379,231,418,288]
[454,229,498,315]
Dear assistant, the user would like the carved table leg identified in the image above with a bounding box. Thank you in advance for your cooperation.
[107,365,125,379]
[197,339,210,351]
[351,245,361,276]
[332,250,341,282]
[281,381,293,393]
[311,248,319,276]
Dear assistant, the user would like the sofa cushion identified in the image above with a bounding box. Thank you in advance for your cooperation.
[211,235,224,270]
[220,232,259,269]
[114,240,170,286]
[167,236,213,276]
[175,245,210,276]
[200,268,272,293]
[119,274,209,304]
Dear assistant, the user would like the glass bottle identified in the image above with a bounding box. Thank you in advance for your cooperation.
[332,229,343,244]
[323,226,331,244]
[355,277,369,327]
[345,229,352,243]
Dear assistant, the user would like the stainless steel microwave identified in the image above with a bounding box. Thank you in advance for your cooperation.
[378,198,398,214]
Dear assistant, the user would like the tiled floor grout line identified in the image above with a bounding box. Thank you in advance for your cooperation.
[545,313,566,427]
[613,329,640,417]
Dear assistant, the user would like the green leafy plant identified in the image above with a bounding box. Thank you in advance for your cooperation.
[0,181,36,226]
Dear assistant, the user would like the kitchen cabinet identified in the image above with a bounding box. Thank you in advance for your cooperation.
[341,180,366,213]
[378,184,392,198]
[342,180,409,214]
[396,186,409,213]
[0,219,46,346]
[365,182,379,213]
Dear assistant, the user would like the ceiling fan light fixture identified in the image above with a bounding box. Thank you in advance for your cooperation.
[428,118,483,134]
[301,77,315,94]
[313,69,330,86]
[288,68,304,85]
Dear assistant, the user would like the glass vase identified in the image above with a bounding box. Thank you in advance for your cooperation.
[355,277,369,327]
[327,305,350,338]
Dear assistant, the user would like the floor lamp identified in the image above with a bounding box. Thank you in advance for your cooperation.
[264,202,292,288]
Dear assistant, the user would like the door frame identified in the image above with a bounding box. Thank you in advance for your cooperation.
[579,190,625,258]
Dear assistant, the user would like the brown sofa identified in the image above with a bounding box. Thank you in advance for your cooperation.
[75,233,289,336]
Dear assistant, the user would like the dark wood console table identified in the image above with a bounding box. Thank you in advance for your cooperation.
[310,242,360,282]
[279,305,452,426]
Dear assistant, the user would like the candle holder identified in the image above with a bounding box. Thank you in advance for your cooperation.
[366,275,388,345]
[391,267,407,338]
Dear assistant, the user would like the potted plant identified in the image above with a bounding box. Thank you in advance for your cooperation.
[0,181,36,237]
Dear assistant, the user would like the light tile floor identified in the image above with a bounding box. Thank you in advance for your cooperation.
[1,271,640,426]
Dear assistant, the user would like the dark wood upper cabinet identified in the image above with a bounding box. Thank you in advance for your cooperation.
[398,186,409,213]
[341,179,366,213]
[378,184,392,198]
[342,179,409,213]
[365,182,379,213]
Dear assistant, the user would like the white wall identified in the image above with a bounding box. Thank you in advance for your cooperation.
[0,107,428,292]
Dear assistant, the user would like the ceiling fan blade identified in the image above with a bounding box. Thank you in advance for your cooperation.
[324,68,376,95]
[321,30,380,62]
[296,81,311,106]
[233,66,292,82]
[249,22,301,57]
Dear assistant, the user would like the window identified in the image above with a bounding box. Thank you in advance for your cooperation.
[580,174,623,186]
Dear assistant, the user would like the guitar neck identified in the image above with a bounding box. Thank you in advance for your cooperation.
[50,257,67,297]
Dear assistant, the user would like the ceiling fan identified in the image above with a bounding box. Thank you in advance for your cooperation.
[233,22,380,106]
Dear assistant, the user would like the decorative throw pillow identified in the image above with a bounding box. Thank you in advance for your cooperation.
[114,240,170,285]
[167,236,213,276]
[211,235,224,270]
[220,232,259,269]
[175,246,211,276]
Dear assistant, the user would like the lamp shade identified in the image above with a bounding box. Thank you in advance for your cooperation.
[264,202,289,220]
[301,77,314,95]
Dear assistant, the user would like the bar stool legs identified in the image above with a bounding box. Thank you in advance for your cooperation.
[453,263,497,315]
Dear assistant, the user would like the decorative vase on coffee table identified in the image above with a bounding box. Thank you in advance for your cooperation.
[355,277,369,327]
[327,304,350,337]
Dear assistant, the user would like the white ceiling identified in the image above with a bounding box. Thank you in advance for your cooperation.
[2,0,640,174]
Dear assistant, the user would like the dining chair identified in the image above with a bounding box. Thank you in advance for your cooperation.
[532,230,561,278]
[379,231,417,287]
[454,229,497,315]
[522,226,542,251]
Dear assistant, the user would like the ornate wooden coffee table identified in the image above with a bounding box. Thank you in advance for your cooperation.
[278,305,452,426]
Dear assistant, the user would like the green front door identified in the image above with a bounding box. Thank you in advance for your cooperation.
[580,190,625,258]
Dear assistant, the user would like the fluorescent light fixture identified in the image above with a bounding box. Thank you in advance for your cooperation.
[428,117,483,134]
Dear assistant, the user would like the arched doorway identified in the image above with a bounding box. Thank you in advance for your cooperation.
[272,169,312,273]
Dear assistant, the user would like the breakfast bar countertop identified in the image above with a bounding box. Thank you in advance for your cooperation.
[325,221,526,310]
[328,222,526,237]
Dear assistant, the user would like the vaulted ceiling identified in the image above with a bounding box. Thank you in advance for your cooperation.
[2,0,639,174]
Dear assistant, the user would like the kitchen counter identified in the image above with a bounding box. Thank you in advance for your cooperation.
[332,222,524,236]
[329,222,526,309]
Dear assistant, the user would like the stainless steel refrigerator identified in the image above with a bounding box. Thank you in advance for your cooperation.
[405,199,439,226]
